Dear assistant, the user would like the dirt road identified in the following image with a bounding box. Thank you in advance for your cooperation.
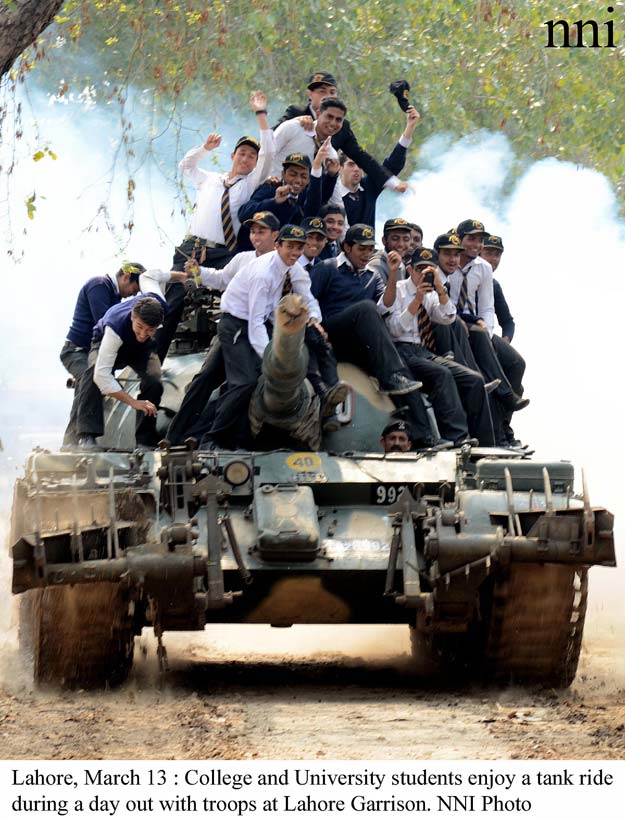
[1,609,624,760]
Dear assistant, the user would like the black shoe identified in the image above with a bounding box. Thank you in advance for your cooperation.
[321,381,349,417]
[414,437,454,452]
[453,436,479,448]
[513,396,530,411]
[77,435,98,450]
[505,438,527,449]
[380,372,422,395]
[484,378,501,394]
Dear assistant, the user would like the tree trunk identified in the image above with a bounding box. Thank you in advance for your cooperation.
[0,0,65,79]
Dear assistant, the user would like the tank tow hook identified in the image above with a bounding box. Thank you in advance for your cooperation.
[384,486,433,611]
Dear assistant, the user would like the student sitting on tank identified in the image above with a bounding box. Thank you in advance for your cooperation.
[380,419,412,453]
[167,218,346,446]
[202,225,345,449]
[74,295,166,450]
[381,246,493,447]
[431,227,526,447]
[480,234,527,448]
[309,224,448,450]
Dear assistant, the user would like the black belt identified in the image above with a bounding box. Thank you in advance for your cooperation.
[184,234,227,249]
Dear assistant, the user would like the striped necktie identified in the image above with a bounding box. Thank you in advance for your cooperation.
[456,268,470,313]
[281,269,292,298]
[221,179,239,252]
[417,303,436,352]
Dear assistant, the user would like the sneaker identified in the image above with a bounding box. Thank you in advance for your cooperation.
[77,435,98,450]
[321,381,349,417]
[380,372,422,396]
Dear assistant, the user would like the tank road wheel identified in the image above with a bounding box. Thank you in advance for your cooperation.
[20,583,135,688]
[481,564,588,688]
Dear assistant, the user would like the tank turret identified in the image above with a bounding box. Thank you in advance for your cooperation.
[249,294,321,450]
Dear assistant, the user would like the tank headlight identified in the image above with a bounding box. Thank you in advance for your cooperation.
[224,460,251,487]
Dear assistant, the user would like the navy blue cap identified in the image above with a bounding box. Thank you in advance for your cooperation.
[456,219,487,238]
[301,216,328,237]
[482,234,504,251]
[278,224,307,242]
[307,71,338,90]
[344,224,375,245]
[411,247,439,267]
[244,211,281,231]
[433,231,462,251]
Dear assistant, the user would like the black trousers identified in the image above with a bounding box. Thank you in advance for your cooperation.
[304,324,339,397]
[76,344,163,446]
[156,237,233,362]
[60,341,89,446]
[324,302,432,440]
[167,321,341,445]
[492,334,526,442]
[434,321,510,445]
[166,337,226,445]
[324,301,407,386]
[396,343,468,444]
[396,343,495,446]
[208,313,262,448]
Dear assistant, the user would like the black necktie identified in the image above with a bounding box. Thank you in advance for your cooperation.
[281,269,292,298]
[220,179,240,252]
[456,266,471,313]
[417,303,436,352]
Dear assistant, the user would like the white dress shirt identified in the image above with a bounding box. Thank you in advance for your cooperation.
[220,250,321,358]
[104,269,171,298]
[447,255,495,336]
[272,120,402,191]
[197,250,257,291]
[382,276,456,344]
[138,269,173,297]
[297,253,317,271]
[271,119,338,177]
[179,130,275,243]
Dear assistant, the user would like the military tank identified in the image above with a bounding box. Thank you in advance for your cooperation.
[9,290,616,688]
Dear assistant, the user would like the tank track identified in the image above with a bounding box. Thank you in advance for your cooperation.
[482,563,588,687]
[21,583,135,688]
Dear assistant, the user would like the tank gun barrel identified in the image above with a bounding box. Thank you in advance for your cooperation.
[261,294,309,416]
[249,294,321,449]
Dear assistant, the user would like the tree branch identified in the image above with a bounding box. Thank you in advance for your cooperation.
[0,0,65,79]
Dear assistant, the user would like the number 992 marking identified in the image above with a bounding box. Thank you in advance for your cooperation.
[373,484,411,504]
